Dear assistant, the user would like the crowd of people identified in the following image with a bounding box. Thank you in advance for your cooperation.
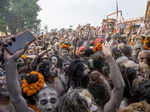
[0,17,150,112]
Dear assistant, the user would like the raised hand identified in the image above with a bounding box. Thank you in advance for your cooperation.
[4,42,29,62]
[102,41,113,58]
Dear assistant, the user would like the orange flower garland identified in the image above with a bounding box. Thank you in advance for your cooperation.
[129,35,136,47]
[20,54,28,64]
[130,42,134,47]
[93,42,102,52]
[144,40,150,50]
[21,55,27,60]
[140,36,145,44]
[21,71,44,96]
[61,43,70,49]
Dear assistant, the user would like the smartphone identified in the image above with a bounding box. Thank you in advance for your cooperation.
[5,31,35,54]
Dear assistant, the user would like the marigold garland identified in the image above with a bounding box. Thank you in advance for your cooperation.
[20,54,28,64]
[21,71,44,96]
[61,43,70,49]
[129,35,136,47]
[144,40,150,50]
[140,36,145,44]
[93,42,102,52]
[130,42,134,47]
[21,55,27,60]
[29,104,40,112]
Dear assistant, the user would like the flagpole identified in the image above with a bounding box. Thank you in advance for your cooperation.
[116,0,119,21]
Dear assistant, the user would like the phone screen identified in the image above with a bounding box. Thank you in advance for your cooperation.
[6,31,35,54]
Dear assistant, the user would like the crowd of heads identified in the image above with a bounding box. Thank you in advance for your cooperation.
[1,18,150,112]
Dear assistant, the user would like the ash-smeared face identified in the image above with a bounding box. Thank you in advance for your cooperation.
[51,56,58,66]
[36,88,59,112]
[139,62,150,80]
[138,51,150,79]
[83,64,90,77]
[138,51,148,65]
[61,49,69,57]
[62,61,70,72]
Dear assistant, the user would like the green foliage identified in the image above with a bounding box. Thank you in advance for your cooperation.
[0,0,41,34]
[0,0,9,33]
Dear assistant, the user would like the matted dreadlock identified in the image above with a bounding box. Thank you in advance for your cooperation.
[118,64,137,99]
[92,56,110,77]
[131,80,150,104]
[66,59,90,89]
[58,88,96,112]
[88,71,110,107]
[118,101,150,112]
[37,59,52,82]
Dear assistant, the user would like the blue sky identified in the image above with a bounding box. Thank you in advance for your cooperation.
[38,0,147,30]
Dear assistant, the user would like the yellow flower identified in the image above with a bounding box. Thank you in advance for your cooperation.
[61,43,70,49]
[21,55,26,60]
[93,43,102,52]
[144,40,150,50]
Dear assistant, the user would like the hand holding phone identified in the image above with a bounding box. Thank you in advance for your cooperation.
[5,31,35,54]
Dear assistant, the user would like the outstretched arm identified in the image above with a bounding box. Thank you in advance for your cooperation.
[103,44,125,112]
[5,49,34,112]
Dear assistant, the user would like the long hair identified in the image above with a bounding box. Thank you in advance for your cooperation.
[66,60,89,89]
[131,80,150,104]
[0,47,4,64]
[38,60,51,82]
[92,56,110,77]
[58,88,93,112]
[88,71,110,107]
[119,66,137,99]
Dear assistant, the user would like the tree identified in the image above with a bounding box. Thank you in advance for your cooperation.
[0,0,41,34]
[0,0,10,33]
[44,25,49,33]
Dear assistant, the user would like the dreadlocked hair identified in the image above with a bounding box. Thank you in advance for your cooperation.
[66,60,89,89]
[119,66,137,99]
[58,88,93,112]
[118,101,150,112]
[146,52,150,67]
[131,80,150,104]
[88,71,110,107]
[93,56,110,77]
[37,60,51,82]
[0,47,4,64]
[119,44,132,58]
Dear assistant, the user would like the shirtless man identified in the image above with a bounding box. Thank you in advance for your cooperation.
[5,47,60,112]
[59,43,125,112]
